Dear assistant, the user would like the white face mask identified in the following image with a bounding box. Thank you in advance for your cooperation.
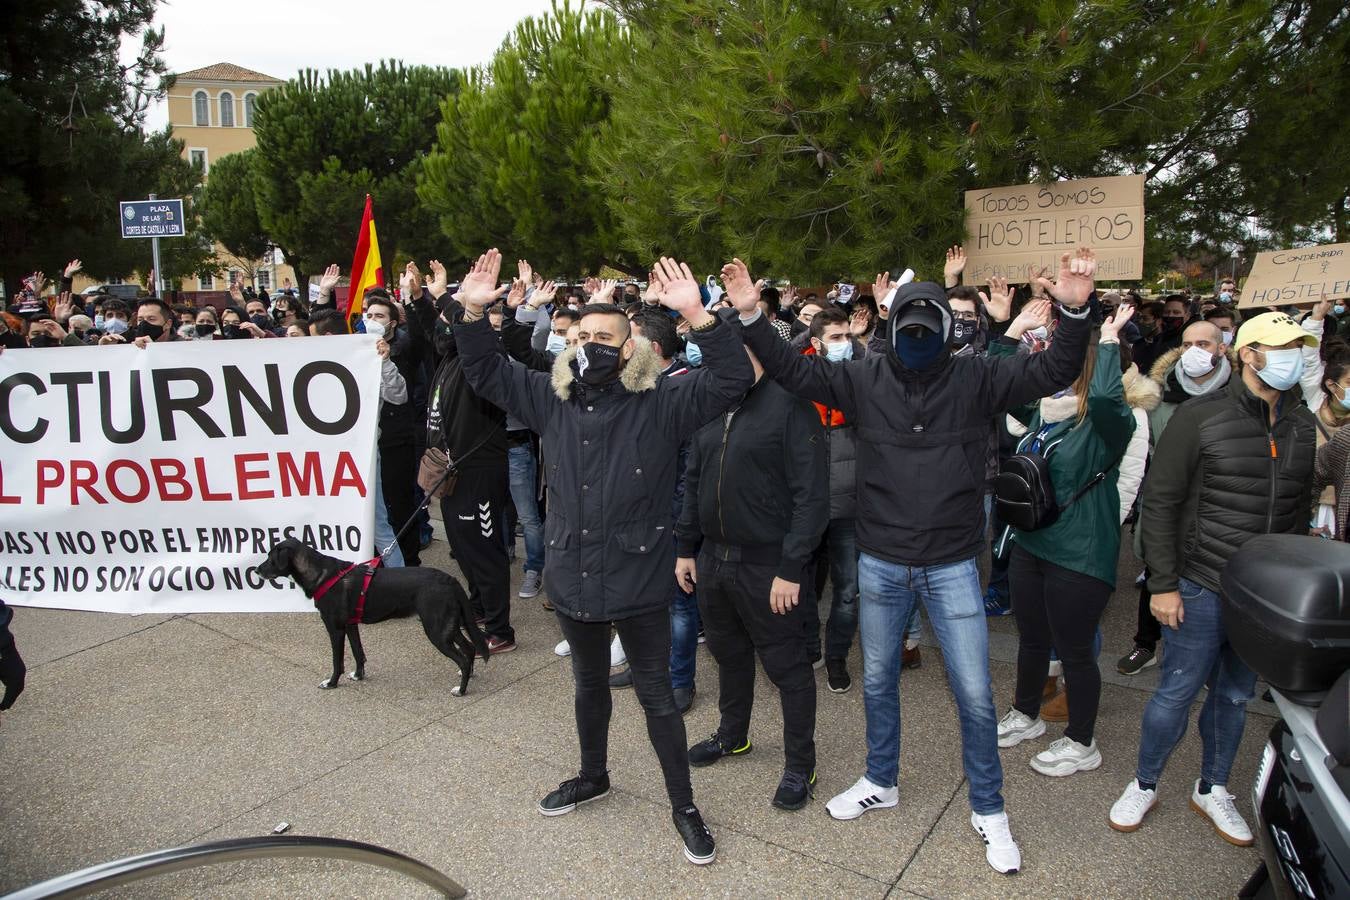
[363,319,386,339]
[1180,345,1219,378]
[1027,325,1048,341]
[1221,330,1234,346]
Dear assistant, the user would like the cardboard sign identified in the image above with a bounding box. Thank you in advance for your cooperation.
[0,337,382,614]
[963,175,1145,283]
[1239,243,1350,308]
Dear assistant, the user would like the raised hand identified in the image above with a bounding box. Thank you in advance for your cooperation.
[506,278,528,309]
[583,276,601,298]
[63,259,83,279]
[719,258,763,315]
[1035,249,1097,308]
[516,259,533,286]
[319,264,340,294]
[1311,291,1333,322]
[1006,298,1053,340]
[642,269,663,304]
[529,280,558,309]
[850,307,871,337]
[983,275,1014,323]
[229,279,245,303]
[871,271,892,303]
[53,291,75,322]
[591,278,619,303]
[460,248,510,314]
[782,284,798,309]
[400,261,419,299]
[657,257,705,315]
[1100,303,1136,343]
[428,259,448,299]
[943,245,967,287]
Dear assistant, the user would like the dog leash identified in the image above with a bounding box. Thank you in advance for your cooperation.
[378,431,498,563]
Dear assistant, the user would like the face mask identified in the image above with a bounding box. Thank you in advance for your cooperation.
[1139,320,1158,337]
[1180,345,1219,378]
[195,323,216,339]
[1219,292,1233,304]
[825,340,853,362]
[1255,348,1305,391]
[684,340,703,367]
[1162,316,1185,332]
[575,341,623,385]
[363,319,387,339]
[951,319,978,347]
[104,317,128,335]
[1332,385,1350,413]
[135,321,164,341]
[1027,325,1049,341]
[1335,305,1346,317]
[894,328,945,370]
[221,323,241,340]
[29,334,55,349]
[1221,330,1234,346]
[249,314,272,331]
[94,315,105,328]
[546,333,567,355]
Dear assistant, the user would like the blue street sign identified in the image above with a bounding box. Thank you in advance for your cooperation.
[119,199,185,238]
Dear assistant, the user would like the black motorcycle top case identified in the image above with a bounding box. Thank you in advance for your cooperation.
[1221,534,1350,702]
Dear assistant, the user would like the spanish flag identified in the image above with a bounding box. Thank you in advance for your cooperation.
[344,194,383,319]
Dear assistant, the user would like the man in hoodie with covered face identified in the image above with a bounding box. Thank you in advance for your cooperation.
[725,249,1097,876]
[453,250,753,867]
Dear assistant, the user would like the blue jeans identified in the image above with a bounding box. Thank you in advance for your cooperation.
[823,518,860,660]
[1136,576,1258,787]
[371,452,405,568]
[507,441,545,573]
[858,553,1003,814]
[670,587,700,690]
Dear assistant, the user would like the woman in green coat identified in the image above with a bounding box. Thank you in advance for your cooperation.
[993,302,1137,778]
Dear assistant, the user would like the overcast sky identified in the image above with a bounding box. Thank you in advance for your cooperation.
[129,0,558,129]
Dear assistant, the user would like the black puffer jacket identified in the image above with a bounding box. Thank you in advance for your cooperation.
[454,315,754,621]
[739,286,1092,567]
[1141,373,1316,595]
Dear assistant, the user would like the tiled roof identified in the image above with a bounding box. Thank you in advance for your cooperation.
[175,63,282,83]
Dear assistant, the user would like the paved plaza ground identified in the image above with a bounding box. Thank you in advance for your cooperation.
[0,525,1272,898]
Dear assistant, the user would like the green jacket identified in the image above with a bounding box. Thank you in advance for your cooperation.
[995,341,1136,586]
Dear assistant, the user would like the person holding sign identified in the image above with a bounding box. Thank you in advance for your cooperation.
[452,249,753,866]
[1112,312,1318,845]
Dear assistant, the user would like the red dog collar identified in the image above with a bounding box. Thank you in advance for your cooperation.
[310,556,383,625]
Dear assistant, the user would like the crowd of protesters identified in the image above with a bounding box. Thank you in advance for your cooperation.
[4,244,1344,872]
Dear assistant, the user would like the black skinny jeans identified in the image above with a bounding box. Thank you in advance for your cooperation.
[1132,568,1162,653]
[555,607,692,809]
[698,549,817,774]
[1009,545,1112,746]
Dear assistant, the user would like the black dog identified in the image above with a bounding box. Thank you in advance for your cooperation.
[257,538,489,695]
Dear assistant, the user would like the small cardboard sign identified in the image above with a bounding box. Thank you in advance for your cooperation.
[1238,243,1350,308]
[963,175,1145,283]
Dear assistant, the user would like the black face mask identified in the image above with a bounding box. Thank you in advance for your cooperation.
[221,323,241,340]
[29,334,56,348]
[135,321,164,341]
[951,319,978,348]
[575,341,623,385]
[195,323,216,338]
[1162,316,1185,333]
[249,314,271,331]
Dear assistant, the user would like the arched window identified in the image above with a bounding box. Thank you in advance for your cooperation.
[193,91,209,126]
[219,91,235,128]
[243,92,257,128]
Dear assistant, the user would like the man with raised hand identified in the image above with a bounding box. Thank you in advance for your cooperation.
[452,249,754,867]
[725,249,1097,875]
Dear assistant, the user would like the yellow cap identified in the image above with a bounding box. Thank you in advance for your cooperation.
[1234,311,1318,350]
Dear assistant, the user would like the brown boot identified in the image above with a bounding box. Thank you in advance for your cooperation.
[902,645,922,669]
[1042,676,1059,700]
[1042,684,1069,722]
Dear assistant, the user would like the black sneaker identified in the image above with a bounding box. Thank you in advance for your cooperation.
[608,667,633,688]
[672,804,716,865]
[538,772,610,817]
[1116,646,1156,676]
[688,732,752,767]
[825,658,851,693]
[772,768,817,811]
[673,686,696,714]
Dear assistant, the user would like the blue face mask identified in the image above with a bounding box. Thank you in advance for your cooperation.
[824,340,853,363]
[1256,347,1305,392]
[103,317,128,335]
[894,328,945,370]
[684,340,703,367]
[546,333,567,355]
[1335,304,1346,317]
[1219,291,1233,304]
[1333,385,1350,413]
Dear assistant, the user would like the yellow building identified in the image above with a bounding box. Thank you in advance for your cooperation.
[166,62,298,297]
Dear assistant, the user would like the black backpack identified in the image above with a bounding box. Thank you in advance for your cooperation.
[994,432,1124,532]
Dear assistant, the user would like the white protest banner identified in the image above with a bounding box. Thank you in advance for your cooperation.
[0,336,382,614]
[963,174,1145,283]
[1238,242,1350,308]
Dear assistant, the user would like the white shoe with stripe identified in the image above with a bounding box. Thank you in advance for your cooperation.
[826,776,899,821]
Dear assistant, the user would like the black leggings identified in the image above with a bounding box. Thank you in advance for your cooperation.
[556,608,692,809]
[1009,546,1112,745]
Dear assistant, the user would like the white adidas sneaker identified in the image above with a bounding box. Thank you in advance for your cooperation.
[826,775,898,821]
[971,811,1021,874]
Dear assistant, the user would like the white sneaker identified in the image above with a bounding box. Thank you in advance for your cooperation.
[1190,781,1254,846]
[1047,659,1063,678]
[1109,779,1158,832]
[1029,737,1102,776]
[825,776,898,821]
[970,811,1021,874]
[554,639,571,658]
[997,708,1046,748]
[609,634,626,668]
